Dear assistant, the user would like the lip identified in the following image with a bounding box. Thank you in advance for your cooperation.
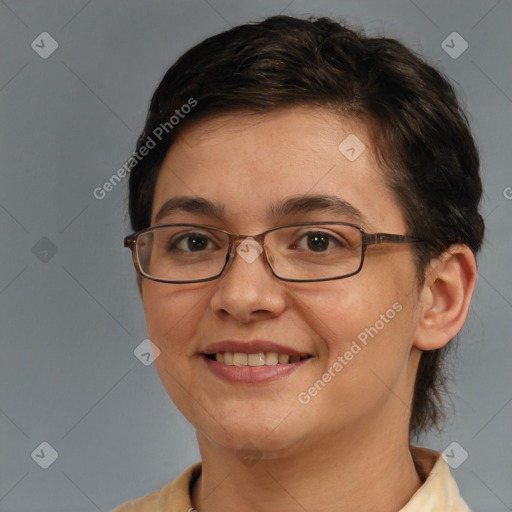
[202,356,309,383]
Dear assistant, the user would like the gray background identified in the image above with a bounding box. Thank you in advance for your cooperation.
[0,0,511,511]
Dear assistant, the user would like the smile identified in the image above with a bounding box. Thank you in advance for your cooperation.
[207,352,311,366]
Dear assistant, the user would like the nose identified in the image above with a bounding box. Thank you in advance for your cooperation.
[208,236,287,324]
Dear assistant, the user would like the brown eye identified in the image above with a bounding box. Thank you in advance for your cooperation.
[291,230,347,252]
[306,233,331,252]
[171,232,214,252]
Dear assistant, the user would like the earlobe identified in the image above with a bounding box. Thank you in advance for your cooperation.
[413,245,477,351]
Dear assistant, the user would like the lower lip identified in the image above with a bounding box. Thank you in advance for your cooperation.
[202,356,308,383]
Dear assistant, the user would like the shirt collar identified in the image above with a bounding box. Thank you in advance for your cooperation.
[399,446,471,511]
[152,446,470,511]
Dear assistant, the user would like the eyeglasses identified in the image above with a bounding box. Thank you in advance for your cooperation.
[124,222,425,284]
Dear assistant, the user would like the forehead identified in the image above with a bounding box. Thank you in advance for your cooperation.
[151,107,405,233]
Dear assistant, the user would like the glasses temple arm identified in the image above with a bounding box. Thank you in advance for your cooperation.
[363,233,426,245]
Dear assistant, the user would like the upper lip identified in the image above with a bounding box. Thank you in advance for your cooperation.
[201,340,310,357]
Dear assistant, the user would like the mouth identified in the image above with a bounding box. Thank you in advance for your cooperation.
[200,340,313,383]
[204,352,311,366]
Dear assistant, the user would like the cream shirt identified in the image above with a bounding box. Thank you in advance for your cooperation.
[112,446,470,511]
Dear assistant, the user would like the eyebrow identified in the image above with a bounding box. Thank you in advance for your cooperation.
[154,196,225,223]
[154,194,365,225]
[268,194,365,224]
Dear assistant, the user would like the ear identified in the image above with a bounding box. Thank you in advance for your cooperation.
[413,245,477,350]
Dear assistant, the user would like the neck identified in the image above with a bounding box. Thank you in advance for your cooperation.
[192,421,422,512]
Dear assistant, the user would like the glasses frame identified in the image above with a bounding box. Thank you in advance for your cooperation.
[124,222,426,284]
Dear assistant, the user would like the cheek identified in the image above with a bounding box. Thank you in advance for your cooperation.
[294,283,418,423]
[141,283,211,419]
[142,283,208,358]
[297,272,417,372]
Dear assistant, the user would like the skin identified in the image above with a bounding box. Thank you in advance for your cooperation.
[140,107,477,512]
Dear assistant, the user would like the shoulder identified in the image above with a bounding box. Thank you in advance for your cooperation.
[110,490,159,512]
[110,462,202,512]
[110,484,161,512]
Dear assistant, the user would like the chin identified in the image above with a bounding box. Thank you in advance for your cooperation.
[199,425,302,458]
[196,405,316,454]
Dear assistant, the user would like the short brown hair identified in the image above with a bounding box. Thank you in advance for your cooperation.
[127,15,484,436]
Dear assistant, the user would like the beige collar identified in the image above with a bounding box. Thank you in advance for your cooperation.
[399,446,471,511]
[113,446,470,511]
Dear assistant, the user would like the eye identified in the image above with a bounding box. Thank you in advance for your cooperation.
[170,231,217,252]
[292,230,347,252]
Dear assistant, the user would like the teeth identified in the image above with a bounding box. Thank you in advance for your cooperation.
[278,354,290,364]
[265,352,278,365]
[211,351,307,366]
[248,352,265,366]
[233,353,248,366]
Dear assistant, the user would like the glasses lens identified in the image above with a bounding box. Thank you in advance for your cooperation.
[266,224,363,280]
[136,225,229,282]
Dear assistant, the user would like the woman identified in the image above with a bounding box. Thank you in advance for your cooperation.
[116,15,483,511]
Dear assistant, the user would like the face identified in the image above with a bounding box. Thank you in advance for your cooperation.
[142,107,423,456]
